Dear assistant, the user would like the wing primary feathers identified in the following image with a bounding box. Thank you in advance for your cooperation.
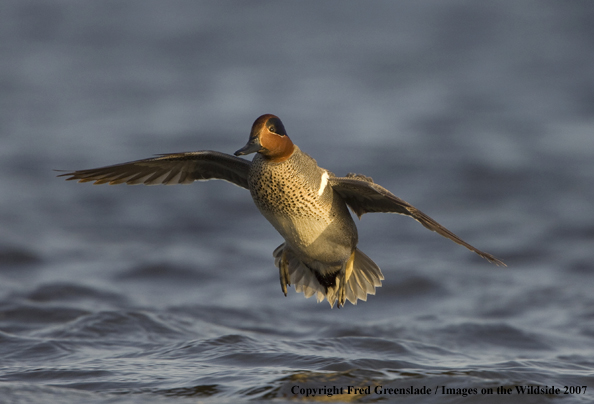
[57,151,251,189]
[329,176,506,267]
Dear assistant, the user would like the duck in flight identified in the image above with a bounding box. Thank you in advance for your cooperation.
[59,114,505,308]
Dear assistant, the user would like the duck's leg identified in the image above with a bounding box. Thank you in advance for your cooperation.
[337,251,356,308]
[279,249,290,296]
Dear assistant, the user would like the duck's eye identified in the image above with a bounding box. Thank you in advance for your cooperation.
[267,117,286,136]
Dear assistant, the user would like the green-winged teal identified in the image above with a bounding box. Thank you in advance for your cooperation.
[59,114,505,308]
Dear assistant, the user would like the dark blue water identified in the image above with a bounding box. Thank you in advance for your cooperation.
[1,1,593,403]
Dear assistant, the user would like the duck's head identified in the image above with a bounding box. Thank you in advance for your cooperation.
[234,114,295,162]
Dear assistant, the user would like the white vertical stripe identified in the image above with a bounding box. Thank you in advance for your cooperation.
[318,171,329,196]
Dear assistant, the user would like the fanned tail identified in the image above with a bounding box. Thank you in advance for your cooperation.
[273,244,384,308]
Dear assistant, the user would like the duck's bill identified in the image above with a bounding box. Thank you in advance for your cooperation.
[234,139,263,156]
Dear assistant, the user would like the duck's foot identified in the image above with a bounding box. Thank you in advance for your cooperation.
[337,270,347,308]
[337,250,356,308]
[279,249,290,296]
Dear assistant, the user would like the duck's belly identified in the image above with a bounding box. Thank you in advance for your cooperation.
[258,196,358,266]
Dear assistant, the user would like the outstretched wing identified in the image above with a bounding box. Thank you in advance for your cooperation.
[329,174,506,266]
[57,151,251,189]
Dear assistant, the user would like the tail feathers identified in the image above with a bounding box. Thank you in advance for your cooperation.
[274,244,325,301]
[343,248,384,305]
[273,244,384,307]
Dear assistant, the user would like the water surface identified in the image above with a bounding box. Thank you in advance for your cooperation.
[1,1,593,403]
